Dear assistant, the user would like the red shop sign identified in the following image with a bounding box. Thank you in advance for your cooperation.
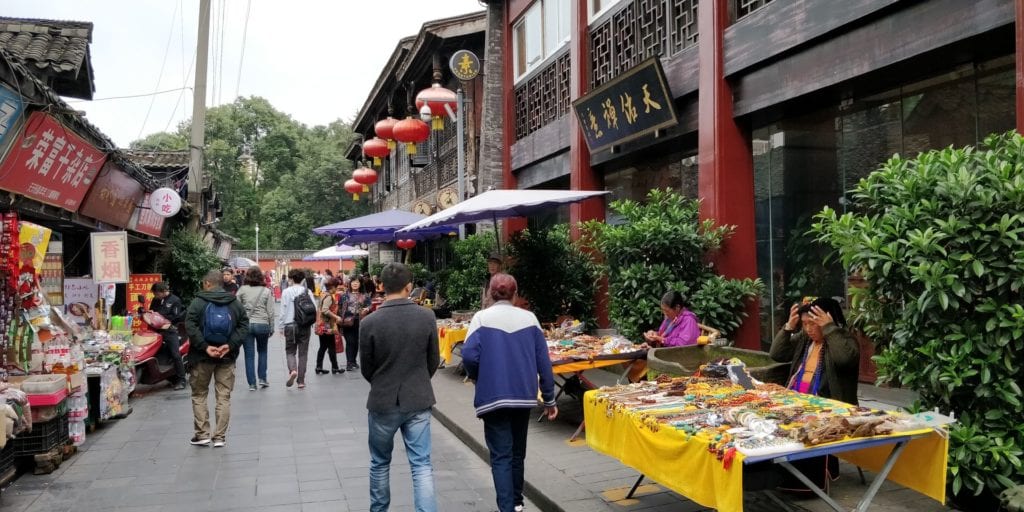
[0,111,107,211]
[79,162,144,228]
[129,192,166,237]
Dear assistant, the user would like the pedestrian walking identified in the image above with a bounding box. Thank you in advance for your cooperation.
[339,276,371,371]
[222,268,239,294]
[237,267,275,390]
[147,281,187,390]
[461,273,558,512]
[184,270,249,448]
[315,277,343,375]
[359,263,440,512]
[279,269,316,389]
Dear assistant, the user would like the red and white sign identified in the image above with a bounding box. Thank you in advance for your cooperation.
[128,273,162,331]
[129,192,166,237]
[90,231,129,284]
[150,187,182,218]
[0,112,107,211]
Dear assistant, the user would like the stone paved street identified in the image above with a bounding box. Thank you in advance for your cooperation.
[0,332,533,512]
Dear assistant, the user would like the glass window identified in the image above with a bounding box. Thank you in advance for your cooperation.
[544,0,570,57]
[752,56,1016,347]
[514,4,543,80]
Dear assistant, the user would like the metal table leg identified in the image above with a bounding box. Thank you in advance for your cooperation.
[852,441,908,512]
[569,420,586,442]
[777,461,845,512]
[624,474,645,499]
[538,375,569,422]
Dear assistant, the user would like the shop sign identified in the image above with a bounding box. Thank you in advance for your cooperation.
[150,187,182,217]
[79,162,144,228]
[63,278,97,305]
[0,112,107,211]
[128,192,166,237]
[449,50,481,81]
[90,231,129,283]
[128,273,162,330]
[572,57,678,153]
[0,83,26,163]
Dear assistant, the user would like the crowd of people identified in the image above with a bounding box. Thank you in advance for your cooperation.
[140,255,859,512]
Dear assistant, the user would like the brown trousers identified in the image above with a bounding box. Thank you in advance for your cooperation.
[190,361,235,441]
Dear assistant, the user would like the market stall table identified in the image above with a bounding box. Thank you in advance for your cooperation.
[438,325,468,367]
[544,349,648,441]
[583,380,948,512]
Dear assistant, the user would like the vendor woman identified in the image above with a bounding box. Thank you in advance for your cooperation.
[770,297,859,405]
[643,291,700,347]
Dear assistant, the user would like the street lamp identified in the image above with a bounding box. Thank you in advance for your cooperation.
[255,223,260,266]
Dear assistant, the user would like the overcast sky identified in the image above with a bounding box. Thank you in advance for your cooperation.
[6,0,483,146]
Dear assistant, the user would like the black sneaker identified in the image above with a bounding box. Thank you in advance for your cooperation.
[190,436,211,446]
[346,363,358,371]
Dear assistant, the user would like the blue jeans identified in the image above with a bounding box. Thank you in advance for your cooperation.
[367,408,436,512]
[243,323,271,386]
[482,408,530,512]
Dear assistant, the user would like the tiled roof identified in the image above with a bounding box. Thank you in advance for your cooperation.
[124,150,191,170]
[0,17,94,99]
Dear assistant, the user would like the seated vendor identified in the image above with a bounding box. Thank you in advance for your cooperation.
[769,297,859,405]
[643,291,700,347]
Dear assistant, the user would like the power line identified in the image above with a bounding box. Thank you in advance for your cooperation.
[217,0,228,105]
[64,87,193,103]
[163,45,197,133]
[136,0,181,141]
[209,0,219,106]
[234,0,252,100]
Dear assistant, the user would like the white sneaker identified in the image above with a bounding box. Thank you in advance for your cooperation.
[514,506,525,512]
[213,439,226,448]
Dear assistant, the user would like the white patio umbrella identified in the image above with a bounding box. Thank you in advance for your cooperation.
[397,189,610,253]
[302,244,370,261]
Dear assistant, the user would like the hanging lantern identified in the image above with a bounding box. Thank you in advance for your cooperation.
[392,116,430,155]
[396,239,416,250]
[344,178,363,201]
[415,83,458,131]
[375,117,399,150]
[353,166,378,193]
[362,137,390,167]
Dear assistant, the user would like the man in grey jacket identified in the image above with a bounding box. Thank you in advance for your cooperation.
[359,262,440,512]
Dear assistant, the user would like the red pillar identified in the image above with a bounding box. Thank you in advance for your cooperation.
[569,0,609,328]
[1016,0,1024,132]
[697,0,761,349]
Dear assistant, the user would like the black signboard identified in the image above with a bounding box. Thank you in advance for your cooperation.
[572,57,678,153]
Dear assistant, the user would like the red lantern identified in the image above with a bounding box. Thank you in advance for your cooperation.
[375,117,398,150]
[392,116,430,155]
[353,166,378,193]
[344,178,363,201]
[396,239,416,250]
[415,83,458,131]
[362,137,390,167]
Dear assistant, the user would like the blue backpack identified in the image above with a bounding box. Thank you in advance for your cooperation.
[202,302,234,345]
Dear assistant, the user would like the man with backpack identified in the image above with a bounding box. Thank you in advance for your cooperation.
[185,269,249,447]
[279,269,317,389]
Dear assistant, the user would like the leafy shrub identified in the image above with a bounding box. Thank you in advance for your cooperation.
[439,234,495,310]
[507,226,597,326]
[580,189,763,341]
[159,228,222,304]
[812,132,1024,498]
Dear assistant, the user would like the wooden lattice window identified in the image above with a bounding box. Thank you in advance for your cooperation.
[735,0,773,20]
[591,0,698,89]
[513,50,573,141]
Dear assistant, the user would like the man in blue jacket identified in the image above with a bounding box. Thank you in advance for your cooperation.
[461,273,557,512]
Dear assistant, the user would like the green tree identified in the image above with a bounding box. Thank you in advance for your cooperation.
[438,234,495,310]
[812,132,1024,501]
[158,228,221,304]
[580,189,763,340]
[507,226,596,325]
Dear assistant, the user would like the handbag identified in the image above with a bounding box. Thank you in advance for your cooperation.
[315,295,336,335]
[334,332,344,353]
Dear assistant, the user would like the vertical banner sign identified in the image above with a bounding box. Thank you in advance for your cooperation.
[0,112,108,211]
[128,192,166,237]
[128,273,162,330]
[90,231,129,283]
[0,83,26,164]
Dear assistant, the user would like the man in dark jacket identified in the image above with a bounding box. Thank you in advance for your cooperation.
[149,282,187,390]
[185,269,248,448]
[359,262,440,512]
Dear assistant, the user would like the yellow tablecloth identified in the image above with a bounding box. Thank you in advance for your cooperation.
[584,391,948,512]
[551,358,629,374]
[438,326,468,364]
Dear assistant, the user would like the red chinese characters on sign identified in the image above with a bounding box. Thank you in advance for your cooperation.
[128,273,162,331]
[0,112,107,211]
[90,232,129,284]
[129,193,166,237]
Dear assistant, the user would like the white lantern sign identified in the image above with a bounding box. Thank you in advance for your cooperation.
[150,187,182,218]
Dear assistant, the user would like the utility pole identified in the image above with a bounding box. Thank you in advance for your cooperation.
[455,86,466,240]
[188,0,211,205]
